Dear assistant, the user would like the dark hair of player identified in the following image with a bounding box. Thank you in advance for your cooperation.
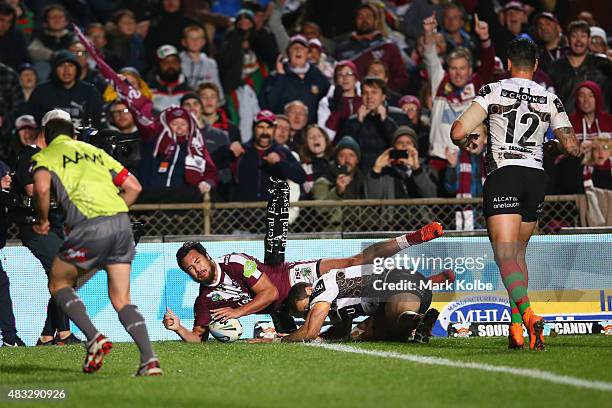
[43,119,74,144]
[285,282,311,315]
[176,241,209,272]
[361,76,388,94]
[507,38,537,69]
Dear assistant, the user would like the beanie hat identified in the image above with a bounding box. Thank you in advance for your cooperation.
[335,136,361,160]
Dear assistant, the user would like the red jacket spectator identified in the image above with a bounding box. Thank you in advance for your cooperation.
[569,81,612,141]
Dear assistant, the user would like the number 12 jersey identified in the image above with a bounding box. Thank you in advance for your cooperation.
[474,77,571,175]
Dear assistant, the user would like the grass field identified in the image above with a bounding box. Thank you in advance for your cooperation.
[1,336,611,407]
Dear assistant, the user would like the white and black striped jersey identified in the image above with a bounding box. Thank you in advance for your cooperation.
[309,265,380,321]
[474,77,571,175]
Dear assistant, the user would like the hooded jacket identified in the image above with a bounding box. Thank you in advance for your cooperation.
[569,80,612,141]
[26,50,104,128]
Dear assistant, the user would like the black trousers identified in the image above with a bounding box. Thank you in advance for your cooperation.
[21,227,70,336]
[0,258,18,341]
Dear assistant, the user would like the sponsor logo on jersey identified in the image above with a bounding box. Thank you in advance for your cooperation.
[311,279,326,299]
[507,145,532,153]
[478,84,492,97]
[553,98,565,113]
[502,152,524,160]
[243,260,257,278]
[62,151,105,168]
[501,88,547,104]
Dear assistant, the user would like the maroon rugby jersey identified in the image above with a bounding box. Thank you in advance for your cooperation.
[193,253,321,328]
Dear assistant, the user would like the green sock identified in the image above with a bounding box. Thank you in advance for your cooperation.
[503,272,531,316]
[509,298,522,324]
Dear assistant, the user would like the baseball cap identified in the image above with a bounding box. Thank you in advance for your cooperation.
[534,12,560,26]
[17,63,36,74]
[254,110,277,126]
[15,115,37,131]
[156,44,179,60]
[503,1,524,12]
[287,34,309,50]
[41,109,71,126]
[308,38,323,52]
[590,27,608,45]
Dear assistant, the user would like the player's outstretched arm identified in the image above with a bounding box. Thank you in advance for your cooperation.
[319,222,444,274]
[554,127,581,157]
[281,302,330,342]
[163,307,209,343]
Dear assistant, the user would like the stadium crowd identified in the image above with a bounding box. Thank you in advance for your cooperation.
[0,0,610,209]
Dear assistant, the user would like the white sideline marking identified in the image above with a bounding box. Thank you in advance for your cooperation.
[306,343,612,392]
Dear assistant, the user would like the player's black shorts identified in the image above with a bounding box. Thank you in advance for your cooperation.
[483,165,547,222]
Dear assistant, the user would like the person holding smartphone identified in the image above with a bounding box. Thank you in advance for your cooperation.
[366,126,438,200]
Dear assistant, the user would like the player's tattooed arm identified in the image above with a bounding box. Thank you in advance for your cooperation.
[281,302,330,342]
[554,127,581,157]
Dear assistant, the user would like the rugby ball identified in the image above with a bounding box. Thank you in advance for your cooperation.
[209,319,243,343]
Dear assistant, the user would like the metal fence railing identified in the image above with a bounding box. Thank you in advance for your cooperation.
[6,195,583,240]
[132,195,582,237]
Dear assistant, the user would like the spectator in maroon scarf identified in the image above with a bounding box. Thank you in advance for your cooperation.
[197,82,242,144]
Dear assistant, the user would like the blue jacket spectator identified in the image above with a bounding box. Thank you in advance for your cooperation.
[260,35,330,124]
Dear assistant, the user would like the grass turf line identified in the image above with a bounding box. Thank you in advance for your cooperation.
[0,336,610,408]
